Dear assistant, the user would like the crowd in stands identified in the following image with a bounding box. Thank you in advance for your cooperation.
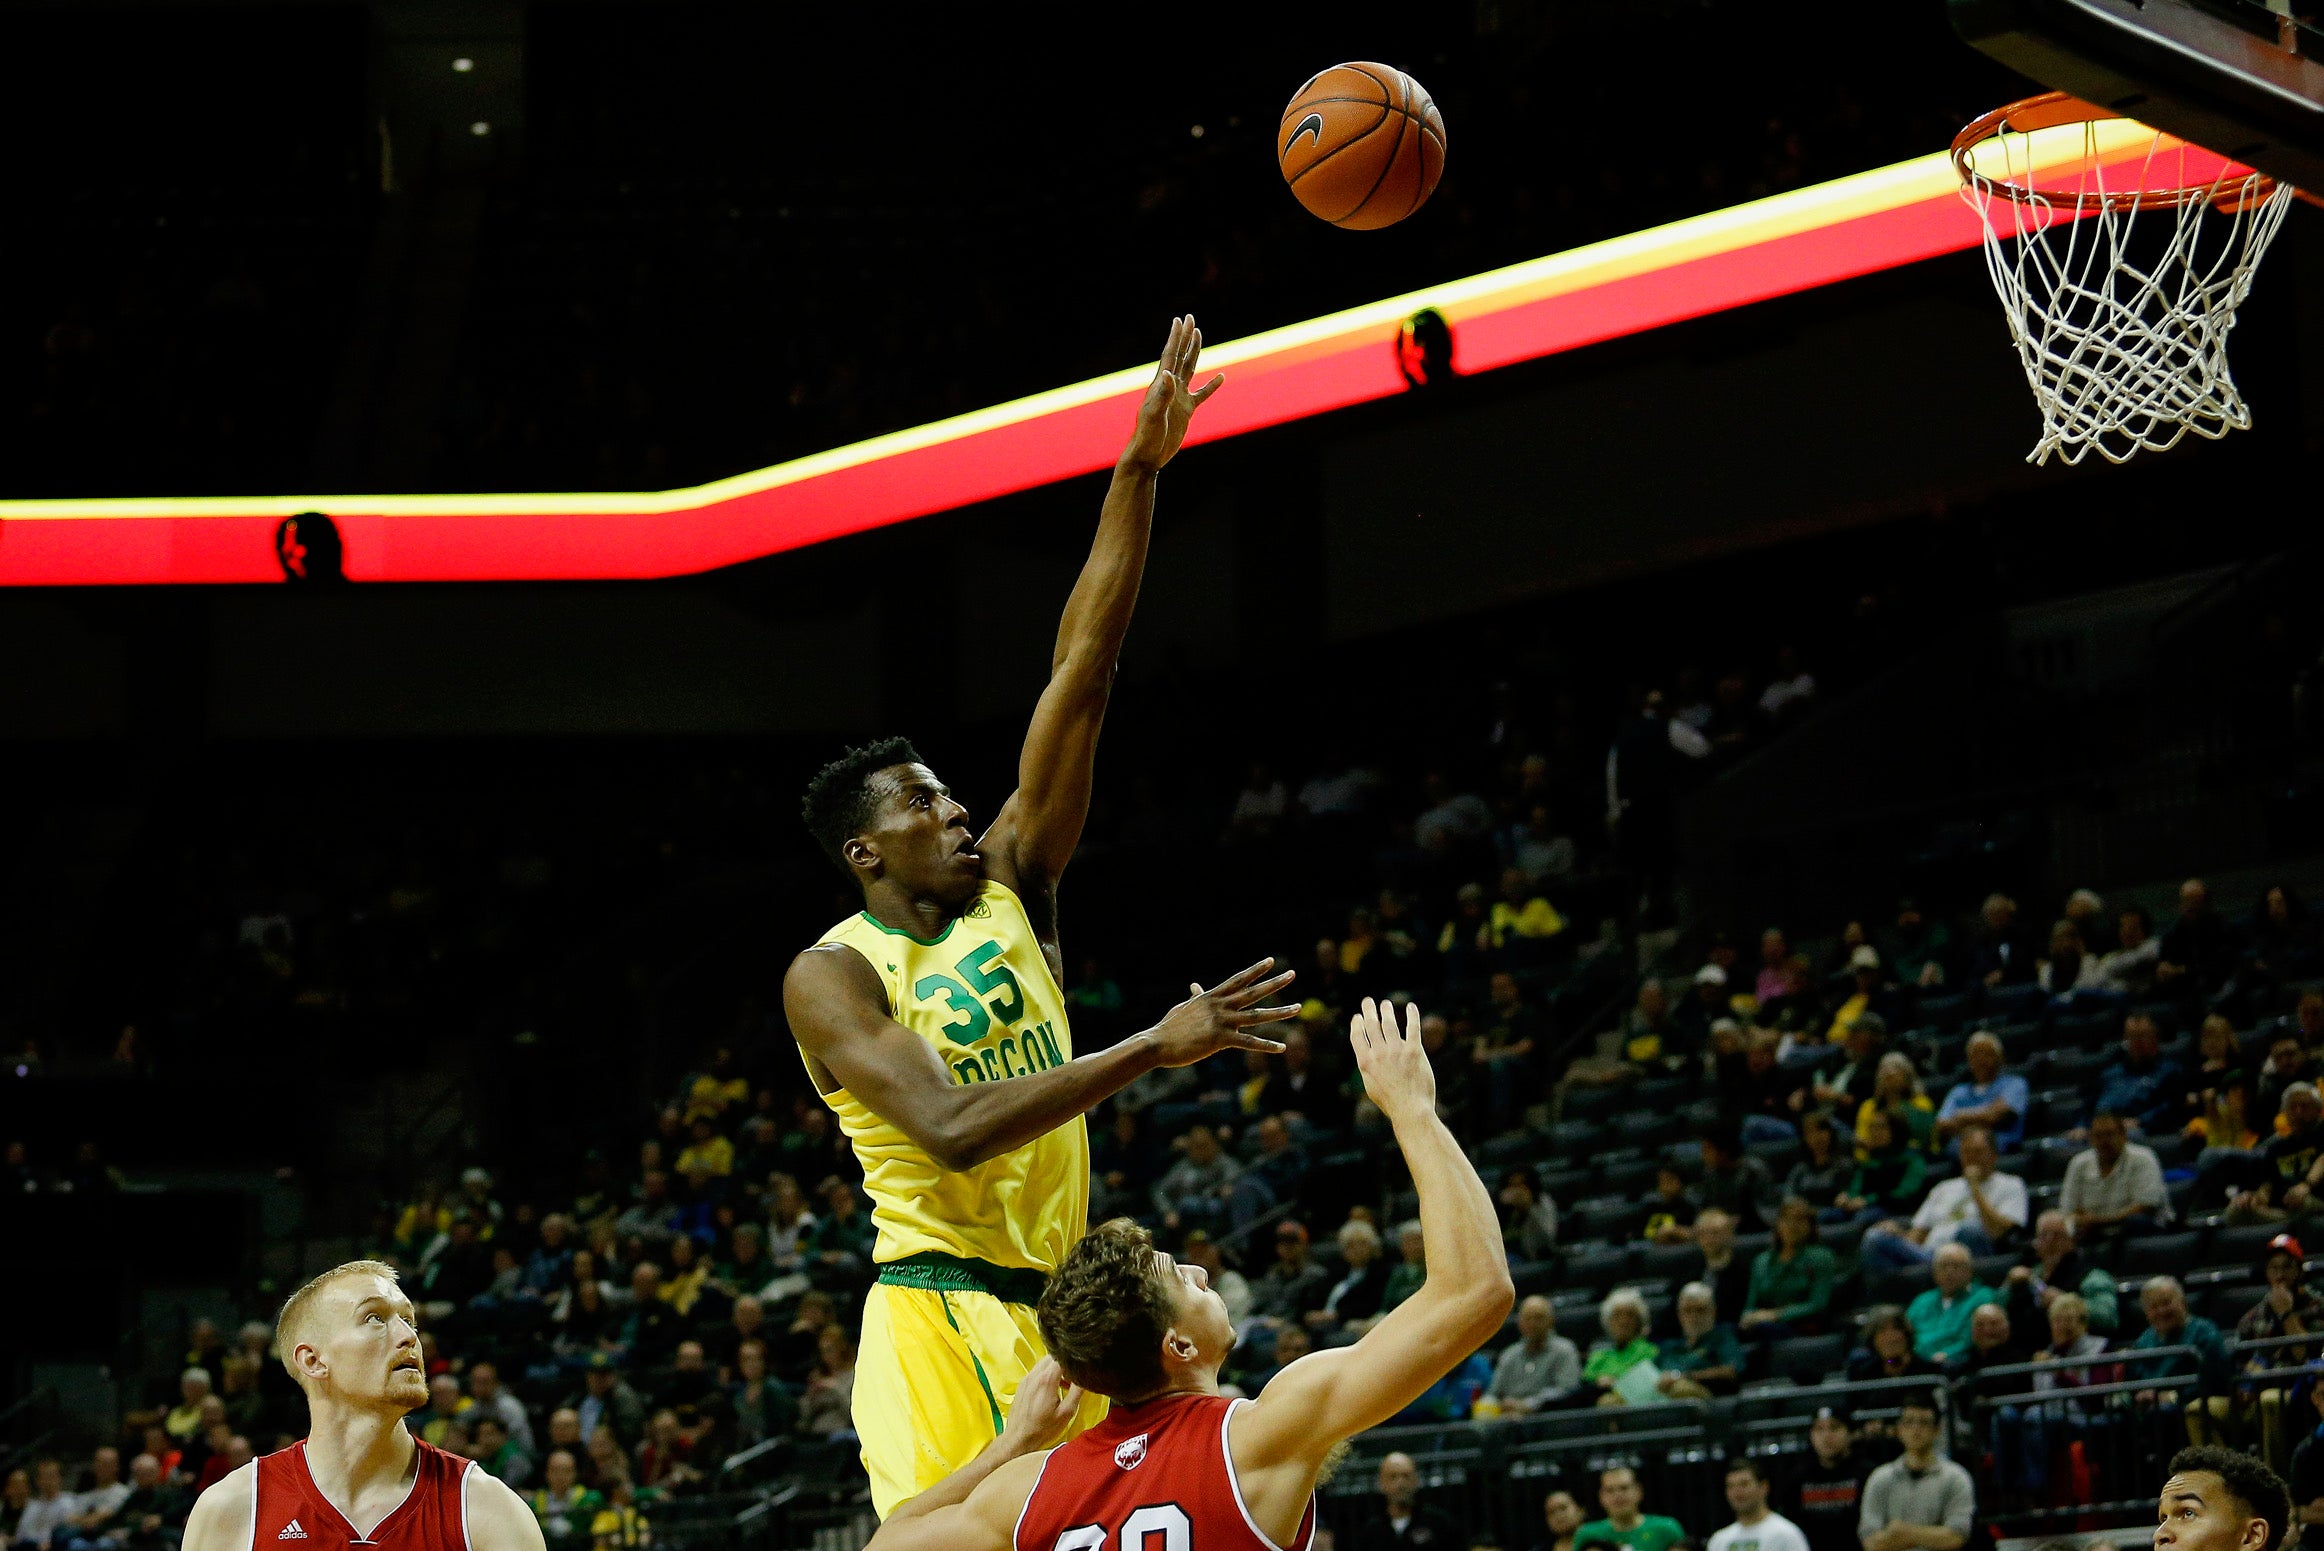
[17,850,2324,1551]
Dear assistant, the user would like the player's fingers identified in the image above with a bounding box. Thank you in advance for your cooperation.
[1229,1001,1302,1026]
[1227,1030,1289,1054]
[1403,1000,1423,1042]
[1219,969,1297,1007]
[1190,372,1226,405]
[1209,957,1277,996]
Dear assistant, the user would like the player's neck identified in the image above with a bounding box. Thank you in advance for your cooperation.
[303,1402,418,1505]
[1608,1511,1644,1530]
[860,881,959,939]
[1735,1507,1768,1528]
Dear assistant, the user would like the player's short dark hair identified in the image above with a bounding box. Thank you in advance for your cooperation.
[1036,1219,1182,1401]
[1895,1390,1942,1423]
[2169,1445,2290,1551]
[1725,1458,1768,1485]
[800,736,923,877]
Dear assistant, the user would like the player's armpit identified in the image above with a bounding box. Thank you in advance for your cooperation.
[865,1448,1045,1551]
[466,1467,549,1551]
[178,1463,257,1551]
[1232,1287,1509,1479]
[784,944,983,1168]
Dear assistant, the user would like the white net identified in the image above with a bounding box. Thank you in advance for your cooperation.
[1958,119,2295,466]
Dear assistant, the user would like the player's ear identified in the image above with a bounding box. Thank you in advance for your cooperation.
[843,836,879,873]
[1161,1326,1199,1367]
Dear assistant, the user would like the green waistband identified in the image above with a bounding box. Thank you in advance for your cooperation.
[876,1250,1049,1306]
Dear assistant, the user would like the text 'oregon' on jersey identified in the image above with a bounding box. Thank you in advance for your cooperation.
[807,880,1089,1273]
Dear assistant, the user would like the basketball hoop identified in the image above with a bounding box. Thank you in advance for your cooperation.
[1952,91,2298,466]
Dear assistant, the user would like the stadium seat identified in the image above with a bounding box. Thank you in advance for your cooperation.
[1983,983,2044,1023]
[1576,1197,1649,1241]
[1563,1086,1625,1123]
[1599,1157,1660,1199]
[1546,1120,1605,1159]
[1612,1110,1676,1151]
[1919,992,1974,1031]
[2031,1088,2087,1134]
[2211,1222,2282,1268]
[1745,1135,1801,1172]
[1562,1242,1636,1292]
[1640,1242,1705,1283]
[2210,1282,2268,1327]
[1542,1166,1597,1203]
[1767,1333,1849,1384]
[2120,1231,2203,1279]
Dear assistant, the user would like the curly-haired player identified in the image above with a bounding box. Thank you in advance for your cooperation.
[785,317,1300,1518]
[858,997,1514,1551]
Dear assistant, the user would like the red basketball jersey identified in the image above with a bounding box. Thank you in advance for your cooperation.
[250,1437,473,1549]
[1014,1393,1315,1551]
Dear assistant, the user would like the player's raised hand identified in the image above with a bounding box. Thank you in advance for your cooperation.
[998,1356,1086,1455]
[1349,996,1436,1123]
[1121,315,1224,472]
[1146,957,1297,1067]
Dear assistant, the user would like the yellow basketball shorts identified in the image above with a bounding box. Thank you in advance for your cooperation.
[854,1275,1108,1518]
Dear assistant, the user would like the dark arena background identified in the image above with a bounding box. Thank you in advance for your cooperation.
[7,2,2324,1549]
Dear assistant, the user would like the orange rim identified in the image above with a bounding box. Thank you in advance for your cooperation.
[1950,90,2280,212]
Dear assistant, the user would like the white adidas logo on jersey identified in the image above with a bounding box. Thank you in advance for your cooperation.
[278,1521,309,1540]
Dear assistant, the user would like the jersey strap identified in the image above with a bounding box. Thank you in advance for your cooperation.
[875,1250,1050,1306]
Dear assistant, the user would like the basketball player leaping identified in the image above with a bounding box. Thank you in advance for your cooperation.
[178,1260,543,1551]
[786,315,1300,1519]
[858,996,1514,1551]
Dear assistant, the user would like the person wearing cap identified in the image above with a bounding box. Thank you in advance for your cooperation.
[2236,1234,2324,1469]
[1882,900,1953,991]
[1934,1033,2028,1154]
[1825,946,1902,1046]
[563,1353,646,1450]
[1778,1409,1868,1551]
[1676,963,1732,1052]
[1247,1219,1333,1331]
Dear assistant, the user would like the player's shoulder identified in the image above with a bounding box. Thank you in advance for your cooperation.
[463,1463,547,1550]
[182,1460,260,1551]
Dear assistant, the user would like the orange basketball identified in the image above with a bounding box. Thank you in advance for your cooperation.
[1277,62,1445,231]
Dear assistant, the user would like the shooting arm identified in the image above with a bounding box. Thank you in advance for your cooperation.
[982,318,1220,896]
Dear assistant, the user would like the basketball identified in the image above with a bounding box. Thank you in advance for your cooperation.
[1277,61,1446,230]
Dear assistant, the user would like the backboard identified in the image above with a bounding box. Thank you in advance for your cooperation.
[1950,0,2324,190]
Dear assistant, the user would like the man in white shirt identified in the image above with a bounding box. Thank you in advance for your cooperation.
[1709,1458,1811,1551]
[1860,1126,2028,1273]
[12,1458,76,1550]
[2062,1110,2171,1237]
[59,1448,131,1544]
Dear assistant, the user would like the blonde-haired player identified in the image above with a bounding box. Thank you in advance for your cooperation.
[178,1260,543,1551]
[785,317,1298,1517]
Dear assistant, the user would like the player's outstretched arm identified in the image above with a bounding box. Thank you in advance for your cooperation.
[466,1463,550,1551]
[179,1462,257,1551]
[1229,999,1513,1530]
[867,1357,1083,1550]
[786,945,1293,1171]
[980,316,1223,918]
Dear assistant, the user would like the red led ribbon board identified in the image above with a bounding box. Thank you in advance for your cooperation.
[0,136,2157,585]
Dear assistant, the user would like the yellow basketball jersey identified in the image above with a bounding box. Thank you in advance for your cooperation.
[807,880,1088,1273]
